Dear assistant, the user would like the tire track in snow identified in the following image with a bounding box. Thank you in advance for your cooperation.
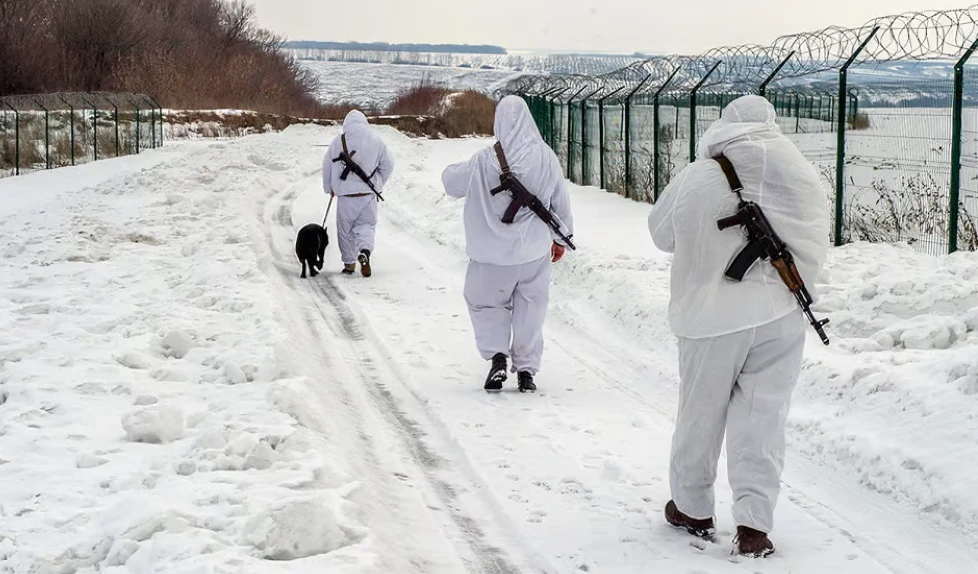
[264,180,533,574]
[311,274,522,574]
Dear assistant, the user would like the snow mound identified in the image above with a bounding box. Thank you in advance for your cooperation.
[122,405,185,443]
[118,351,153,370]
[161,330,195,359]
[243,496,363,560]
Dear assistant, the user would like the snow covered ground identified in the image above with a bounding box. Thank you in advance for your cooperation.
[2,125,977,573]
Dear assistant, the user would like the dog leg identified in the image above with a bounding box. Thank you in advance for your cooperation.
[301,260,307,279]
[309,258,319,277]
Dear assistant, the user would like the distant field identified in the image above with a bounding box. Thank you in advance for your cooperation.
[301,61,523,110]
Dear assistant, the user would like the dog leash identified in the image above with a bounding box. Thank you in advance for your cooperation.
[322,194,334,228]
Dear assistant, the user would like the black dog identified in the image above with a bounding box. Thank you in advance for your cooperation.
[295,223,329,278]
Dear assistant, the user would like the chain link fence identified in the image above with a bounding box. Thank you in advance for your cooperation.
[515,7,978,254]
[1,93,164,178]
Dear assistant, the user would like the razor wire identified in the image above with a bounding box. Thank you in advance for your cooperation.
[508,5,978,98]
[512,6,978,255]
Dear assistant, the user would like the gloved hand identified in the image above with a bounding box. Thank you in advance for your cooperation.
[551,242,566,263]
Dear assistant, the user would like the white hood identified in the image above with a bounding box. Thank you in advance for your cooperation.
[697,95,779,159]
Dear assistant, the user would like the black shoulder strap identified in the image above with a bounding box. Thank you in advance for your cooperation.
[714,155,743,195]
[341,134,350,156]
[714,154,758,280]
[494,142,511,174]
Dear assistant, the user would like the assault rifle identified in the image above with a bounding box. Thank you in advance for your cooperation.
[489,142,576,251]
[714,155,830,345]
[331,134,384,201]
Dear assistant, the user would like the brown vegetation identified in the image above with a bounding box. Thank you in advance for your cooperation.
[384,78,496,138]
[0,0,343,118]
[850,112,872,131]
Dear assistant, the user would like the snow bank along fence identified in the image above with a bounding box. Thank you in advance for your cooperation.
[0,92,163,179]
[512,7,978,255]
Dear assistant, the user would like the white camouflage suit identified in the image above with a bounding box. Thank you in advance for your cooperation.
[442,96,574,376]
[648,96,829,534]
[322,110,395,266]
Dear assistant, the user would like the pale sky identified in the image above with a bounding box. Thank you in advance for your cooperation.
[251,0,967,54]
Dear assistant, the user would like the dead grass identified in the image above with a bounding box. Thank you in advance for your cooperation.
[387,82,454,116]
[850,112,872,131]
[439,90,496,137]
[384,79,496,138]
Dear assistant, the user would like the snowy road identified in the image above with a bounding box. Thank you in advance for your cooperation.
[263,129,977,572]
[2,126,977,573]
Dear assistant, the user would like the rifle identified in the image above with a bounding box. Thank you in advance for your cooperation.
[331,134,384,202]
[489,142,576,251]
[714,155,830,345]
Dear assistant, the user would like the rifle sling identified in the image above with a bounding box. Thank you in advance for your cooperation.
[715,154,762,281]
[493,142,527,224]
[714,154,744,195]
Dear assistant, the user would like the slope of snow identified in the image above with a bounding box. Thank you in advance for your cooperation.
[2,125,977,573]
[303,61,521,109]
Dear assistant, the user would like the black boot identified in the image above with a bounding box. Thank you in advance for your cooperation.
[485,353,507,392]
[517,371,537,393]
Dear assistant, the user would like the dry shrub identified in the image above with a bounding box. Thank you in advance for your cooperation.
[386,77,454,116]
[1,0,335,118]
[52,132,77,166]
[385,81,496,138]
[850,112,871,131]
[0,136,15,170]
[97,128,120,158]
[439,91,495,136]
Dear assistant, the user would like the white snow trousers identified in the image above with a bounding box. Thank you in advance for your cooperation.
[463,256,551,374]
[670,311,805,534]
[336,195,378,264]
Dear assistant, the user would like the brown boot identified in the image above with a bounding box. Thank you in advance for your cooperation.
[734,526,775,558]
[358,250,372,278]
[342,263,356,275]
[664,500,716,539]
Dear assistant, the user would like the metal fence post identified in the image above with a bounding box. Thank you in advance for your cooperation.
[795,93,802,133]
[4,103,19,176]
[136,106,141,155]
[34,99,51,169]
[549,88,568,151]
[105,96,120,157]
[598,86,625,191]
[759,52,795,97]
[82,97,99,162]
[690,61,722,163]
[147,96,164,148]
[950,37,978,253]
[624,74,652,199]
[581,87,603,185]
[835,26,880,246]
[565,86,587,181]
[59,96,76,166]
[653,68,681,202]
